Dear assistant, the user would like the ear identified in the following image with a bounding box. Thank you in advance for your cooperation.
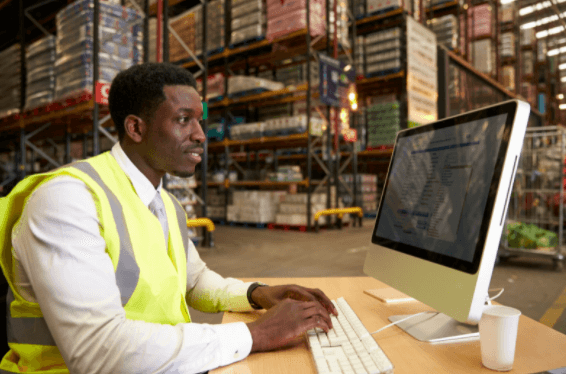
[123,115,147,143]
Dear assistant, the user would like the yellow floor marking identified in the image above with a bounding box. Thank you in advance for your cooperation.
[539,284,566,328]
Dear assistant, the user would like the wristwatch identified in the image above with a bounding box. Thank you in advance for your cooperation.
[247,282,268,310]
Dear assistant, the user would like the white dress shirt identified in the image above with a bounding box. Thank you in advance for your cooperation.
[11,142,255,374]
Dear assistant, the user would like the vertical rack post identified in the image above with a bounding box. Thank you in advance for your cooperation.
[437,47,449,119]
[351,0,357,215]
[332,0,339,213]
[65,126,72,164]
[157,0,162,62]
[19,0,26,181]
[326,0,332,212]
[93,0,100,156]
[143,0,149,63]
[163,0,169,190]
[307,0,312,230]
[202,0,210,244]
[494,0,499,83]
[163,0,169,62]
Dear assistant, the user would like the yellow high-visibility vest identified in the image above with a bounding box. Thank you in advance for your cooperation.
[0,152,191,373]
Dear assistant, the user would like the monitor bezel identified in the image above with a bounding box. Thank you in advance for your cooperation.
[371,100,518,275]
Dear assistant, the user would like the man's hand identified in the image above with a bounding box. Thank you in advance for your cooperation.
[246,299,331,352]
[251,284,338,317]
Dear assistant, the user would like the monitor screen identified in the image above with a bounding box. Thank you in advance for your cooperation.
[372,105,516,275]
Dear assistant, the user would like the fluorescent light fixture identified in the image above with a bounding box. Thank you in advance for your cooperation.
[561,76,566,82]
[560,63,566,70]
[537,26,565,39]
[558,94,564,99]
[549,46,566,56]
[520,0,566,17]
[560,104,566,110]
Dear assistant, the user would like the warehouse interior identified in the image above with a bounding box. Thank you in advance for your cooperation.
[1,0,566,372]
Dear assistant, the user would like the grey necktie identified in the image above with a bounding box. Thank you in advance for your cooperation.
[149,192,169,250]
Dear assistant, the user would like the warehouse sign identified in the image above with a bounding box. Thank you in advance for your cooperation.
[95,82,110,105]
[319,54,355,107]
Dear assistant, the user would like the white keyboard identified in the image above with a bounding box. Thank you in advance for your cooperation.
[306,297,394,374]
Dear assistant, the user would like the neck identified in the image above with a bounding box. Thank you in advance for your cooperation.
[121,141,163,189]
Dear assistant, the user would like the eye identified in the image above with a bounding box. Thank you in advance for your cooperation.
[178,116,190,124]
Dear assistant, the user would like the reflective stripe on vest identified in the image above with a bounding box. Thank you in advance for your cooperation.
[71,162,140,306]
[165,190,189,258]
[6,288,56,346]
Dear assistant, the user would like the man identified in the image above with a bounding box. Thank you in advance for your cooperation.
[0,63,337,374]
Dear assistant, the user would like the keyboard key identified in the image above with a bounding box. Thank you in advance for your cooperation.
[308,298,394,374]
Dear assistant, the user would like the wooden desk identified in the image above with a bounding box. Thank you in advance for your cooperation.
[211,277,566,374]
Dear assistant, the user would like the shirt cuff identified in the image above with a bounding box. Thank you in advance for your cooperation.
[226,281,256,312]
[213,322,253,367]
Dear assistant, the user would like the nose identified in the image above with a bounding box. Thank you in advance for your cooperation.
[191,119,207,145]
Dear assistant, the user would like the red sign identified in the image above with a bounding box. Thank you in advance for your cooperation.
[344,129,358,142]
[95,82,111,105]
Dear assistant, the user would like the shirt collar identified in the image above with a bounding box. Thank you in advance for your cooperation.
[111,142,163,208]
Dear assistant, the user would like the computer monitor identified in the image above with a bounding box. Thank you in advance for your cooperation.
[364,99,530,343]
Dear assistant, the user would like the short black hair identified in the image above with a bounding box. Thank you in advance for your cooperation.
[108,62,198,142]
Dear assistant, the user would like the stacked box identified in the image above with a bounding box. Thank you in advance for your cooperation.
[206,189,227,219]
[355,36,364,76]
[258,103,291,120]
[227,75,284,95]
[500,32,514,58]
[0,44,21,118]
[521,28,535,46]
[194,0,225,55]
[364,27,402,76]
[329,0,350,48]
[276,62,319,87]
[267,166,303,182]
[25,36,57,110]
[275,189,349,226]
[354,0,366,18]
[266,0,326,41]
[366,100,400,148]
[340,174,378,213]
[502,66,515,92]
[499,2,514,23]
[537,40,547,62]
[231,0,265,46]
[197,72,225,100]
[428,15,457,50]
[227,190,287,223]
[366,0,402,15]
[54,0,142,100]
[168,10,196,62]
[230,114,324,139]
[521,82,535,108]
[522,50,534,75]
[467,4,493,39]
[472,39,493,75]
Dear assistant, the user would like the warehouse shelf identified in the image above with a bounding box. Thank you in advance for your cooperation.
[208,133,309,152]
[356,8,404,28]
[198,180,310,187]
[209,82,309,109]
[425,0,460,18]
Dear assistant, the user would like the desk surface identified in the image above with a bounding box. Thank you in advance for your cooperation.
[210,277,566,374]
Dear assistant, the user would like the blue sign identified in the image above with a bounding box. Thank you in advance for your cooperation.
[319,54,355,107]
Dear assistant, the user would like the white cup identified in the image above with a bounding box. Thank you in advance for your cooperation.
[479,305,522,371]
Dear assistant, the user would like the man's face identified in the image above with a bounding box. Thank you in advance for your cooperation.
[145,85,206,178]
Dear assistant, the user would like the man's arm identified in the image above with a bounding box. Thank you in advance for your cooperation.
[13,176,251,374]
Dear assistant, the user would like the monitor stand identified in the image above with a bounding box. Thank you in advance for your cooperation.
[388,312,479,343]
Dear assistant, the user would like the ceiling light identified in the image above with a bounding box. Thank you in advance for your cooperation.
[560,104,566,110]
[558,94,564,100]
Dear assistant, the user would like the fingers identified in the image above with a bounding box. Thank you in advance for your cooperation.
[310,288,339,316]
[301,301,333,329]
[306,315,331,333]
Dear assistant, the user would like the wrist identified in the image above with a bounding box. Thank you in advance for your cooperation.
[247,282,268,310]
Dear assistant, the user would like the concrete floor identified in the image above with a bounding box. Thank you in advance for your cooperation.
[189,219,566,337]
